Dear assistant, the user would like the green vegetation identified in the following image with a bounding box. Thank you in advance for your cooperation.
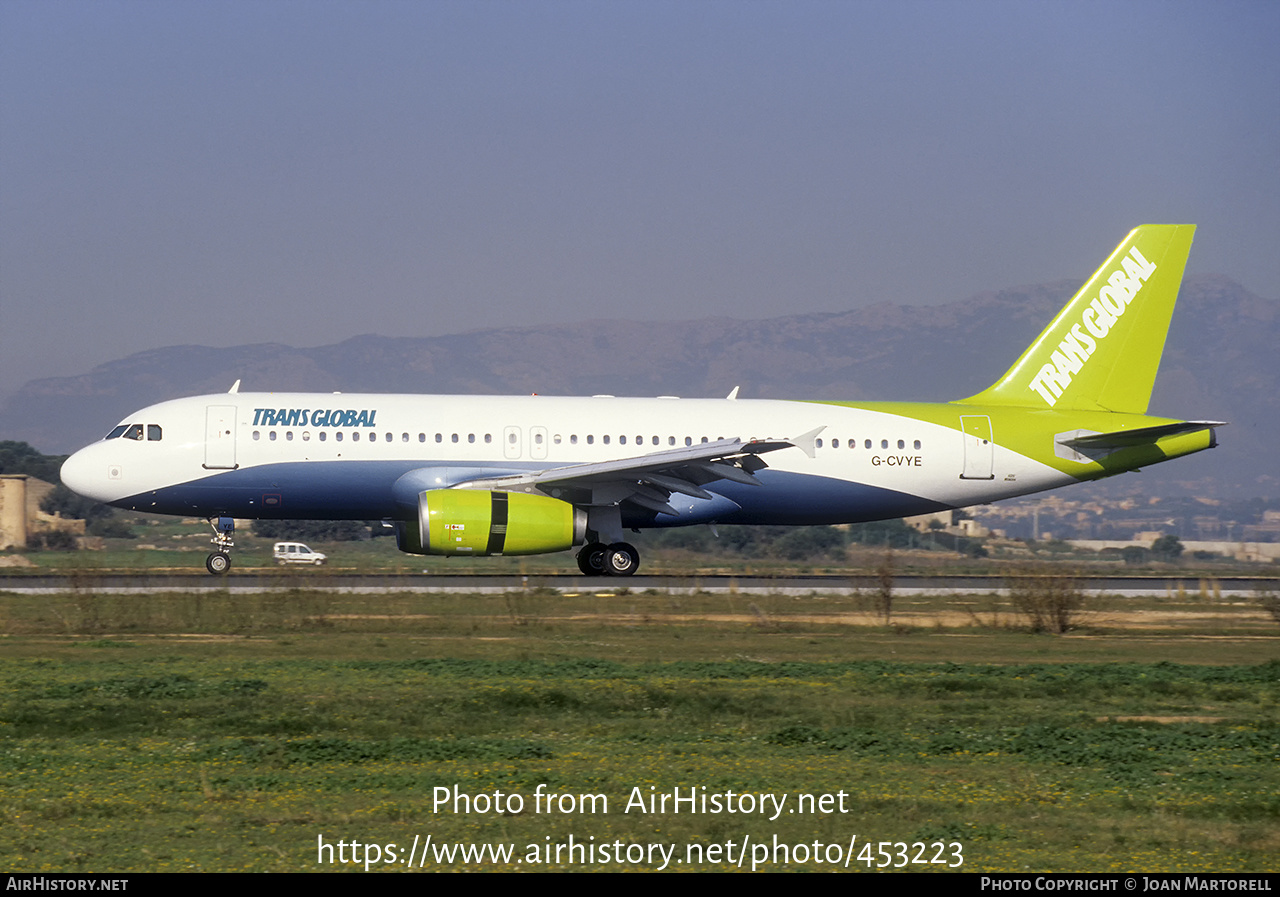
[0,440,66,482]
[250,519,383,542]
[639,518,980,561]
[0,586,1276,872]
[1151,534,1185,561]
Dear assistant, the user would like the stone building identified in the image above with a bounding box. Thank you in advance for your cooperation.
[0,474,85,550]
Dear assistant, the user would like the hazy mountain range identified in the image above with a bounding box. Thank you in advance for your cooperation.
[4,274,1276,497]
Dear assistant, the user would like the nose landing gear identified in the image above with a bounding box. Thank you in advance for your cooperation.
[205,516,235,575]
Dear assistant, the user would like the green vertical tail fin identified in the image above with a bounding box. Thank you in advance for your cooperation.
[960,224,1195,413]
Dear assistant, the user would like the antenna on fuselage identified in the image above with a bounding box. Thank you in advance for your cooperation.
[228,380,240,394]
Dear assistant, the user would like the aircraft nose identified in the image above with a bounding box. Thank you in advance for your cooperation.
[60,446,112,503]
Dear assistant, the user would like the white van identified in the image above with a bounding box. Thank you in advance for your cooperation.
[272,542,327,566]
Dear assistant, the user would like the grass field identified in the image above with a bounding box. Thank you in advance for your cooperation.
[1,585,1277,873]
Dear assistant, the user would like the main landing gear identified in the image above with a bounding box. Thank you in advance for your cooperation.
[576,541,640,577]
[206,516,235,575]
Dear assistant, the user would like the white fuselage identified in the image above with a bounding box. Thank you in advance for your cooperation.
[60,392,1070,526]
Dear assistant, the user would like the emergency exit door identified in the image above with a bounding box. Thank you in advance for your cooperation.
[959,415,994,480]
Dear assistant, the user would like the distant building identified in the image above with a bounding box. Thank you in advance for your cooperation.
[0,475,85,550]
[904,510,989,539]
[1243,510,1280,543]
[1068,536,1280,563]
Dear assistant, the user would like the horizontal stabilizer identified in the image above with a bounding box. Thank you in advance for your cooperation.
[1055,420,1224,463]
[1059,421,1226,449]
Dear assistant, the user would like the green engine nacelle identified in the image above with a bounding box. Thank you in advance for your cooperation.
[399,489,586,557]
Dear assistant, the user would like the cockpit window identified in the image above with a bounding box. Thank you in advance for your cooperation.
[147,425,162,441]
[106,425,129,439]
[123,424,144,440]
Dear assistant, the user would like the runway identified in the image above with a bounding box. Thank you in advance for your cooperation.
[1,571,1273,598]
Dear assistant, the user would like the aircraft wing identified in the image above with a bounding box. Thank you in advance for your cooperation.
[452,428,823,517]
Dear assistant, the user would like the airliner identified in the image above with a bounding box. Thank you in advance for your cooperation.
[61,225,1221,576]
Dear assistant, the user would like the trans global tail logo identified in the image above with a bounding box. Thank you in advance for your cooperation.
[1027,245,1157,407]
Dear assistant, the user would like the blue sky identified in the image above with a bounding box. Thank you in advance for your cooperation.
[2,0,1277,400]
